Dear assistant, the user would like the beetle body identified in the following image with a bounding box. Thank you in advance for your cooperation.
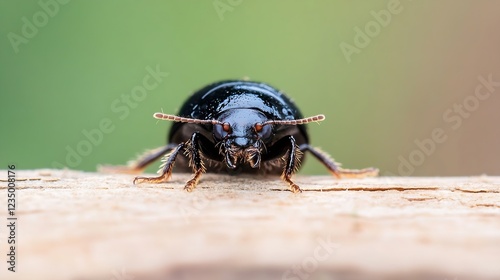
[168,81,308,175]
[101,80,378,192]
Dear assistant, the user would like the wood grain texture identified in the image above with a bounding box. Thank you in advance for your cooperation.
[1,170,499,280]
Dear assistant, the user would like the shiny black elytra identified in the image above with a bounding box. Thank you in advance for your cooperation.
[101,80,378,193]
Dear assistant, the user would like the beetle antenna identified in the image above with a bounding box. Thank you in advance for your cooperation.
[262,114,326,126]
[155,108,164,125]
[153,112,222,125]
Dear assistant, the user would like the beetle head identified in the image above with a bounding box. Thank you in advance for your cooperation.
[213,109,272,169]
[153,111,325,170]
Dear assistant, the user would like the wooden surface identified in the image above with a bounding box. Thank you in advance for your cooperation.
[1,169,499,280]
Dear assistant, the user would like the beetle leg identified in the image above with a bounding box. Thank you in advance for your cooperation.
[261,136,303,193]
[282,136,303,193]
[98,144,177,174]
[184,132,206,192]
[300,144,379,178]
[133,143,185,184]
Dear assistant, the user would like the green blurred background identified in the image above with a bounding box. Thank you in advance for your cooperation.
[1,0,499,176]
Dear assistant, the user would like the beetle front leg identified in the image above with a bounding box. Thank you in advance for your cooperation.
[184,132,206,192]
[262,136,303,193]
[300,144,378,178]
[282,136,303,193]
[133,143,185,184]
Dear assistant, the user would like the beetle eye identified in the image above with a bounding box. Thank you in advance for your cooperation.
[254,123,263,132]
[222,122,231,133]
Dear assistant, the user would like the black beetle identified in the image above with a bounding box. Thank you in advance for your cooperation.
[101,80,378,192]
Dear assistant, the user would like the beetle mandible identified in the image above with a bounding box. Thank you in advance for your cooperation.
[101,80,378,193]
